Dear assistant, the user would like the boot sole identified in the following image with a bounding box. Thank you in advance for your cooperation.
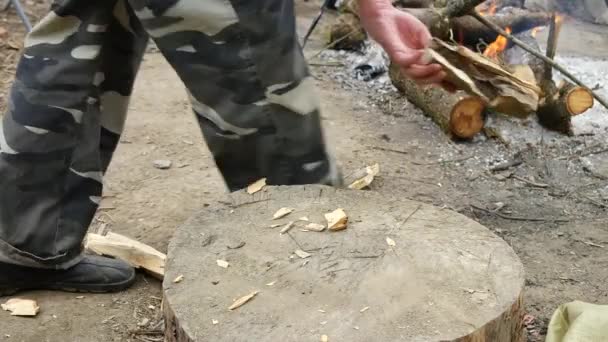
[0,272,136,297]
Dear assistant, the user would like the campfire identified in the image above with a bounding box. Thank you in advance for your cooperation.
[327,0,602,139]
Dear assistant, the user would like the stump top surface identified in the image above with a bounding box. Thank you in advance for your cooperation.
[164,186,524,342]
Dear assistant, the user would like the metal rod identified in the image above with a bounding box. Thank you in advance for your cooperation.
[10,0,32,32]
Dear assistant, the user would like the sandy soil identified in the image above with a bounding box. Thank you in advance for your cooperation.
[1,1,607,341]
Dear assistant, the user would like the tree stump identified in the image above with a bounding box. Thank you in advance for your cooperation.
[163,185,526,342]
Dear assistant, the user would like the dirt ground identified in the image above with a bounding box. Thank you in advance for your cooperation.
[1,1,608,341]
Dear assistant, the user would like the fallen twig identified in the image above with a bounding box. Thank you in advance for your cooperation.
[370,146,409,155]
[411,155,474,165]
[471,204,569,223]
[471,10,608,110]
[489,159,522,172]
[512,175,549,188]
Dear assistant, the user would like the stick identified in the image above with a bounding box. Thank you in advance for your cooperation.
[442,0,487,17]
[470,10,608,111]
[543,13,561,83]
[471,204,569,223]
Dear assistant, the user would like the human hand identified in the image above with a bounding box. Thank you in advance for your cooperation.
[359,1,447,87]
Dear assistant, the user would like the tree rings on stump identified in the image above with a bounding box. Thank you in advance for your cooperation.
[163,186,525,342]
[450,97,486,139]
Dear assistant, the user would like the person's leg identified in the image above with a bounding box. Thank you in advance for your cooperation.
[127,0,341,191]
[98,0,148,172]
[0,0,144,294]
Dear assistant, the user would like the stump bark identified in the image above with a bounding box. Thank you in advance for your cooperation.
[163,185,526,342]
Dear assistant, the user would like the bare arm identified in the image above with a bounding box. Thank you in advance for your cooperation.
[357,0,445,85]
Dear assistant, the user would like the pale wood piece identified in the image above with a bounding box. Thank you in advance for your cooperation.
[85,232,166,280]
[163,185,525,342]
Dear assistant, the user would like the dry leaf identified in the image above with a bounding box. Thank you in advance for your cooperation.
[360,306,370,313]
[216,260,230,268]
[212,319,219,325]
[303,223,326,232]
[173,275,184,283]
[325,209,348,231]
[1,298,40,317]
[246,178,266,194]
[321,335,329,342]
[266,281,277,286]
[228,291,259,311]
[386,237,396,247]
[348,163,380,190]
[273,207,294,220]
[279,221,295,234]
[294,250,311,259]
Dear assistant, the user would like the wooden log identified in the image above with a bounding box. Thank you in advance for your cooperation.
[163,185,526,341]
[85,232,166,280]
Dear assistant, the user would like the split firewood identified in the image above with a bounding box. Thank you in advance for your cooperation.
[346,163,380,189]
[1,298,40,317]
[325,209,348,231]
[272,207,294,220]
[85,232,166,280]
[228,291,259,311]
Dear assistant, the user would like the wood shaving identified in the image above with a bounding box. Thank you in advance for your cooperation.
[266,281,277,286]
[325,209,348,231]
[173,275,184,283]
[1,298,40,317]
[360,306,370,313]
[216,259,230,268]
[212,319,219,325]
[228,291,259,311]
[273,207,294,220]
[386,237,396,247]
[303,223,326,232]
[280,221,296,234]
[246,178,266,194]
[295,249,311,259]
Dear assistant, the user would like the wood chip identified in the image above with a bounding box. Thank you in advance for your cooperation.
[75,296,85,299]
[279,221,296,234]
[321,335,329,342]
[173,275,184,283]
[348,163,380,190]
[266,281,277,286]
[228,291,259,311]
[216,260,230,268]
[273,207,294,220]
[212,319,219,325]
[303,223,326,232]
[152,159,172,169]
[1,299,40,317]
[360,306,370,313]
[298,216,310,221]
[294,249,311,259]
[246,178,267,194]
[318,309,326,313]
[269,224,282,228]
[386,237,396,247]
[325,209,348,231]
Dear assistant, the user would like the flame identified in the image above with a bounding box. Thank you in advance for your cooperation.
[483,27,511,59]
[555,13,565,25]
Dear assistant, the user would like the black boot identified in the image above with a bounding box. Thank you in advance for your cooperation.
[0,255,136,296]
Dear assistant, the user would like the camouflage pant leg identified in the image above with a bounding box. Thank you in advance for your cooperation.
[0,0,146,268]
[128,0,341,191]
[98,2,148,172]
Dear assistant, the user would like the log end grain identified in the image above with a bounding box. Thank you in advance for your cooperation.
[163,185,526,342]
[450,97,486,138]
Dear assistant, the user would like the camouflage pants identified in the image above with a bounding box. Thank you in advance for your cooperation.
[0,0,340,269]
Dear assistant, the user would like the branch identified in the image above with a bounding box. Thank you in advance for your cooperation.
[471,10,608,111]
[543,12,561,83]
[442,0,486,17]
